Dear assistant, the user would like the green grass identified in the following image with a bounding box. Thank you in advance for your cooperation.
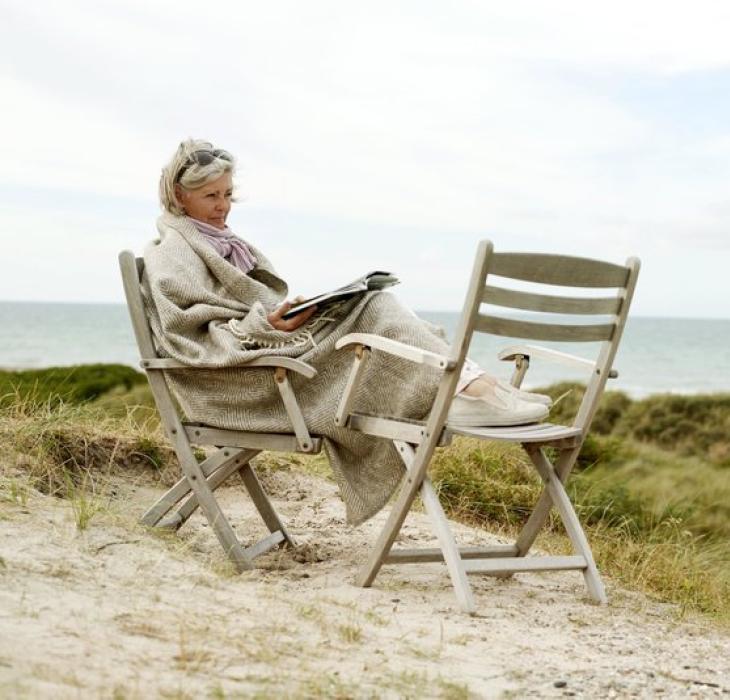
[540,382,730,467]
[431,436,730,623]
[0,392,175,499]
[2,366,728,625]
[0,364,147,408]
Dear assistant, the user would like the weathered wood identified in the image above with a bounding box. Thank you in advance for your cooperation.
[183,425,322,454]
[475,315,615,342]
[347,240,639,612]
[448,423,582,444]
[244,529,286,559]
[334,345,370,426]
[336,333,455,370]
[483,285,622,315]
[347,413,452,446]
[527,446,607,603]
[513,260,640,562]
[462,555,587,575]
[498,344,619,379]
[355,241,493,591]
[119,252,308,574]
[141,448,255,527]
[489,252,629,288]
[239,462,296,546]
[140,355,317,378]
[159,453,252,530]
[274,368,314,452]
[514,446,577,556]
[385,544,519,564]
[396,441,475,613]
[573,258,641,431]
[120,252,253,572]
[510,354,529,388]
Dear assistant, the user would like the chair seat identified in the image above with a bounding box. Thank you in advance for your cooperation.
[448,422,582,443]
[347,412,581,446]
[183,423,323,454]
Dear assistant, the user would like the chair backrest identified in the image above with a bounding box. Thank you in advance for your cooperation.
[119,250,157,362]
[446,241,640,432]
[119,250,189,441]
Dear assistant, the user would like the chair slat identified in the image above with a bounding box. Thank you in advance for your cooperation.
[347,414,452,446]
[183,425,323,453]
[385,545,519,564]
[463,555,587,575]
[474,314,615,342]
[449,423,582,443]
[483,285,622,315]
[490,252,629,288]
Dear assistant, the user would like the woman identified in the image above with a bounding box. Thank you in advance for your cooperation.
[144,139,549,524]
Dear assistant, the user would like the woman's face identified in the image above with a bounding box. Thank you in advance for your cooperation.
[176,171,233,229]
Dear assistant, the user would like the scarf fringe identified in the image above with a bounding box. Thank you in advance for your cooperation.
[231,302,347,351]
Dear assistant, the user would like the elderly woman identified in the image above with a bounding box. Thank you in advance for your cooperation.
[144,139,548,524]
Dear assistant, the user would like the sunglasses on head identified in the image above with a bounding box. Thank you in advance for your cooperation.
[176,148,233,182]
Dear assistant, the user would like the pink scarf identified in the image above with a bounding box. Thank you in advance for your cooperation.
[188,217,257,273]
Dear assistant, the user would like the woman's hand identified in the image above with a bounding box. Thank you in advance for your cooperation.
[267,296,318,331]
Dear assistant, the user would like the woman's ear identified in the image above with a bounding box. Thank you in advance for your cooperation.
[174,183,186,211]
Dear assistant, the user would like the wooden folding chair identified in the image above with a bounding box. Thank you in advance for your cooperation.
[334,240,640,613]
[119,250,322,571]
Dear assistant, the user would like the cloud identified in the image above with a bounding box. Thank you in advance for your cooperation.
[1,0,729,315]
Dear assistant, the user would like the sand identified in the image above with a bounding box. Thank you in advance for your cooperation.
[0,463,728,699]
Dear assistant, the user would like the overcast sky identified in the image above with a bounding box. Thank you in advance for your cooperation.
[1,0,729,317]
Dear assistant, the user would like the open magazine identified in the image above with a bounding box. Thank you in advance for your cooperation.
[281,271,399,319]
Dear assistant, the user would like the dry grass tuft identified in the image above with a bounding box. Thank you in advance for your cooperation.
[1,394,177,498]
[431,436,730,625]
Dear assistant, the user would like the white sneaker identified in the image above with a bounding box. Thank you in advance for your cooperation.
[447,384,549,427]
[497,380,552,407]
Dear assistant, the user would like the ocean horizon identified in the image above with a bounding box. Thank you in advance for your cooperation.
[2,300,729,398]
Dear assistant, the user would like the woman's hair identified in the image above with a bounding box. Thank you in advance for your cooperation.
[159,139,236,215]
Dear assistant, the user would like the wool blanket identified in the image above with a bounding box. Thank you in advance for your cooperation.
[143,213,452,524]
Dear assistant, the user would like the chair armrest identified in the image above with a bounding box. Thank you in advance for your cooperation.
[139,356,317,379]
[497,344,618,379]
[335,333,456,371]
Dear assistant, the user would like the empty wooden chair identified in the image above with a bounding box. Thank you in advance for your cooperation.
[119,250,321,571]
[334,240,639,613]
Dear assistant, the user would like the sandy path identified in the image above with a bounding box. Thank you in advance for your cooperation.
[0,464,728,699]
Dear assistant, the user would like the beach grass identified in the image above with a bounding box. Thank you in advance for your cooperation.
[1,364,728,624]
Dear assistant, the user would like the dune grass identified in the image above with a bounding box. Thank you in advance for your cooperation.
[0,364,147,408]
[1,364,728,624]
[429,437,730,622]
[0,390,174,502]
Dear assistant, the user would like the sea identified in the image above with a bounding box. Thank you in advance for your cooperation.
[1,301,729,398]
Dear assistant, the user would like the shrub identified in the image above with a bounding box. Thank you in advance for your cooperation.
[537,382,632,435]
[0,364,146,408]
[615,394,730,466]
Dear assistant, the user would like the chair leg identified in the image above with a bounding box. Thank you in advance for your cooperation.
[239,462,296,547]
[176,449,254,573]
[354,445,428,589]
[526,446,607,604]
[514,445,580,556]
[157,451,257,530]
[396,441,474,613]
[150,449,258,529]
[153,451,294,551]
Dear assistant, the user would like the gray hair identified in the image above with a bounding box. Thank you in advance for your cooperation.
[159,139,236,215]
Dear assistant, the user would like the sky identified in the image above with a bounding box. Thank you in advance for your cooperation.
[1,0,729,317]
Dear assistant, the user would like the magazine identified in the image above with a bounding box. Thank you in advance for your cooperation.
[281,271,399,319]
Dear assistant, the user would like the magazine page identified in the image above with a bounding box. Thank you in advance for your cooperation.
[281,271,399,319]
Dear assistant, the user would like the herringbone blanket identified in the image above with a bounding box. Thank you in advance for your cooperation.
[143,213,451,523]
